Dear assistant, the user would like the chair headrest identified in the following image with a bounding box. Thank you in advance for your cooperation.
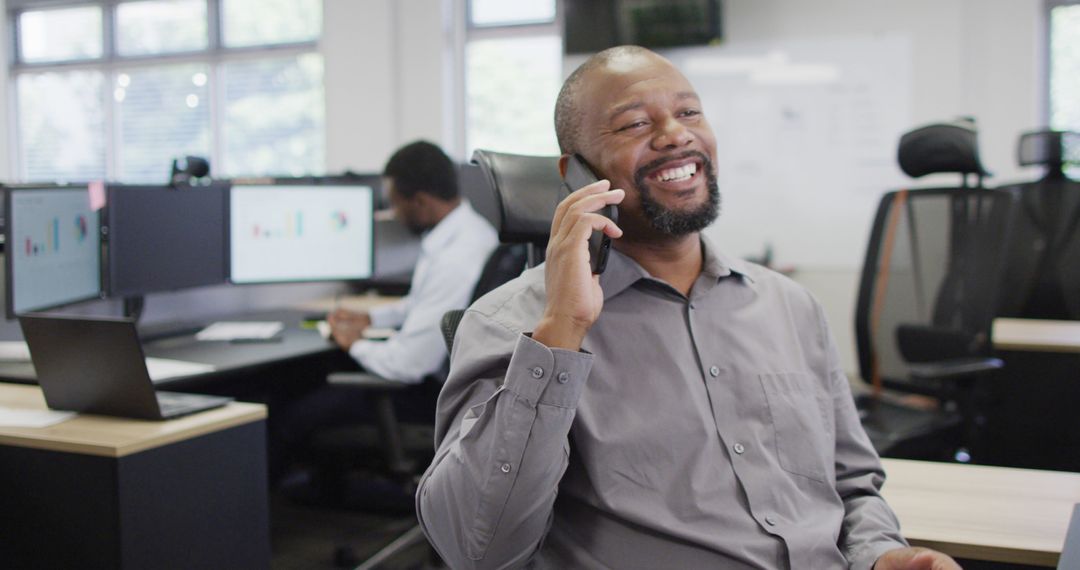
[471,150,561,244]
[1018,130,1080,169]
[897,121,988,178]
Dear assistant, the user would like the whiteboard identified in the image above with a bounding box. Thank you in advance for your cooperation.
[667,35,912,268]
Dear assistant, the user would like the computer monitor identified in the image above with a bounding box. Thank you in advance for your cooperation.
[4,186,102,318]
[104,183,229,297]
[228,184,374,284]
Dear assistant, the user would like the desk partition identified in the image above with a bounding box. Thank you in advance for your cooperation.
[104,183,229,296]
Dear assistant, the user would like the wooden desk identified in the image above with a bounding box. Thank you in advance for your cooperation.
[0,384,269,568]
[993,318,1080,353]
[883,458,1080,566]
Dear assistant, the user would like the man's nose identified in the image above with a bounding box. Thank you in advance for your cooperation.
[651,116,694,150]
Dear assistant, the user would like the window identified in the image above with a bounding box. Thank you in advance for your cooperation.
[462,0,562,157]
[9,0,324,183]
[115,0,208,56]
[1050,2,1080,133]
[1050,1,1080,175]
[221,54,325,176]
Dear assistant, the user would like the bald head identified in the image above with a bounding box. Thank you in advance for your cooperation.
[554,45,673,155]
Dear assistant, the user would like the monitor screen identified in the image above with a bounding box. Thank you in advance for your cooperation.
[229,184,374,284]
[105,183,229,296]
[5,186,102,317]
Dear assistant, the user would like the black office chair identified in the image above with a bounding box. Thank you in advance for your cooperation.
[980,130,1080,471]
[320,151,559,569]
[854,120,1016,461]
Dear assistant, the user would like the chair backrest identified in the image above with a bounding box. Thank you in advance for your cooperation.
[471,150,562,266]
[855,188,1018,394]
[996,130,1080,320]
[440,310,465,355]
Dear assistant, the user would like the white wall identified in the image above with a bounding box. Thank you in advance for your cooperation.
[322,0,449,174]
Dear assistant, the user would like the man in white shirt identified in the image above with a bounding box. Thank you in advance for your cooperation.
[273,141,498,486]
[327,142,499,379]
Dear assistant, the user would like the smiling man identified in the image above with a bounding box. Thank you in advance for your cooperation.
[417,47,958,570]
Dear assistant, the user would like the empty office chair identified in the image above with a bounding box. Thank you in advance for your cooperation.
[981,130,1080,471]
[323,151,559,569]
[854,121,1015,461]
[998,130,1080,320]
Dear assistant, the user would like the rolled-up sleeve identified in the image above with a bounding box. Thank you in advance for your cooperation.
[417,310,592,570]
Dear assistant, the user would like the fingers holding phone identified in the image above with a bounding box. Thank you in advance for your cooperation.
[534,175,624,351]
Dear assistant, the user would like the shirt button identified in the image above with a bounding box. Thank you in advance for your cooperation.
[765,515,777,526]
[709,366,720,377]
[689,303,696,310]
[500,463,512,473]
[531,366,544,379]
[557,372,569,384]
[733,443,745,454]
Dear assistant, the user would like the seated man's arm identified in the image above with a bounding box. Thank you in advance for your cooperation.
[418,179,622,570]
[349,257,480,383]
[416,310,592,570]
[367,298,409,329]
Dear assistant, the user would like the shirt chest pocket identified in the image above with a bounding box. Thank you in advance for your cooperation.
[758,372,832,483]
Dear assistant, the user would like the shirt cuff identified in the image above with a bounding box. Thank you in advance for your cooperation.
[368,303,401,329]
[503,333,593,409]
[348,339,374,364]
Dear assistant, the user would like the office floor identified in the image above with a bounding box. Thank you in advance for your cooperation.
[270,490,438,570]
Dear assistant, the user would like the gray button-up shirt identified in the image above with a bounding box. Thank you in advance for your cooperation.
[417,238,907,569]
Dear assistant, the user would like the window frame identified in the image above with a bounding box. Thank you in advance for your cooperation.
[6,0,322,182]
[453,0,563,160]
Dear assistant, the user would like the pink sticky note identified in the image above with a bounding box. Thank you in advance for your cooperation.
[88,181,106,211]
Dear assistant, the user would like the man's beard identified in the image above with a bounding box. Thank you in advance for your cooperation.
[633,151,720,237]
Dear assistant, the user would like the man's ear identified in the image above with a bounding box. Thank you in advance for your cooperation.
[557,154,571,178]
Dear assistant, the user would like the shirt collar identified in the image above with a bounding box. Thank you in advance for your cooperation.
[420,201,472,254]
[598,233,755,300]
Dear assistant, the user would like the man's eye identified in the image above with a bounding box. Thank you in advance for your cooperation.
[618,121,647,132]
[679,109,701,118]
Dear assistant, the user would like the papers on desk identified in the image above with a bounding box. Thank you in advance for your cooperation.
[0,406,75,428]
[195,321,284,342]
[145,357,216,383]
[0,341,32,362]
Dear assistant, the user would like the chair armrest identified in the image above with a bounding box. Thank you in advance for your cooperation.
[908,357,1003,381]
[327,372,408,391]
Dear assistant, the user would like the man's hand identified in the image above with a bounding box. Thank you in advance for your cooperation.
[533,179,623,351]
[327,308,372,351]
[874,547,962,570]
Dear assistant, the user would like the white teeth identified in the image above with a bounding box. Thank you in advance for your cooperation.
[655,163,697,182]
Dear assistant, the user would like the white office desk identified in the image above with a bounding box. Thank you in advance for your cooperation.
[883,458,1080,566]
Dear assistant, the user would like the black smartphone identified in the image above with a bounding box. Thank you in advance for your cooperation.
[562,154,618,274]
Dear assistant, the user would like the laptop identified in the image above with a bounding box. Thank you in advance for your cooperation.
[19,314,232,420]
